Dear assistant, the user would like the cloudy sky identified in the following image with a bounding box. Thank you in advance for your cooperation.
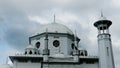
[0,0,120,68]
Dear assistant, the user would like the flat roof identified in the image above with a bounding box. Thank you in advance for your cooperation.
[9,55,98,63]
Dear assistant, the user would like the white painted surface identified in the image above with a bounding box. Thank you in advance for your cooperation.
[0,64,12,68]
[15,62,41,68]
[31,34,73,55]
[98,34,115,68]
[43,62,98,68]
[32,23,73,36]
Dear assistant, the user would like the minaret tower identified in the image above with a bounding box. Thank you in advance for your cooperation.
[94,13,115,68]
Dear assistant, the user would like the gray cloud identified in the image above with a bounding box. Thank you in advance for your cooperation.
[0,0,43,49]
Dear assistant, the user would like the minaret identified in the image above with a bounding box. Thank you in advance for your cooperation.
[43,28,50,61]
[94,13,115,68]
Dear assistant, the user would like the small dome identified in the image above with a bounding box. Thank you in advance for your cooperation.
[32,23,73,36]
[26,45,37,49]
[25,45,39,55]
[0,64,12,68]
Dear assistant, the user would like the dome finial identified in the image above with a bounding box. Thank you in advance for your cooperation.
[45,28,48,39]
[54,14,56,23]
[74,30,77,40]
[98,10,107,20]
[101,10,103,17]
[74,30,78,48]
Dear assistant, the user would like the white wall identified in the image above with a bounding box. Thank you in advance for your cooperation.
[16,62,41,68]
[43,62,99,68]
[31,34,73,56]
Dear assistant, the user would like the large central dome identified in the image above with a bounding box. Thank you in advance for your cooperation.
[34,23,73,36]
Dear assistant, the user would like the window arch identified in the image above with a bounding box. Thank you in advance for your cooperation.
[25,51,27,55]
[29,50,32,54]
[71,43,74,49]
[80,52,84,56]
[85,50,88,56]
[34,51,37,54]
[71,43,78,50]
[35,42,40,48]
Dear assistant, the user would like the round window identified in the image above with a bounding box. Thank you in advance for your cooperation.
[53,40,60,47]
[35,42,40,48]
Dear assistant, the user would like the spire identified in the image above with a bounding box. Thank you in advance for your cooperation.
[74,30,77,40]
[54,14,56,23]
[99,11,107,20]
[45,28,48,39]
[43,28,49,61]
[74,30,78,48]
[101,11,103,17]
[44,28,48,50]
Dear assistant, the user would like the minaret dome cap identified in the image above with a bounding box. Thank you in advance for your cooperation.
[94,15,112,30]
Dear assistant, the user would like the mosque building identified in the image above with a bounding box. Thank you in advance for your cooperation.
[0,14,115,68]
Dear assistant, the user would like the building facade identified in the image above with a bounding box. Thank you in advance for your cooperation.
[2,15,115,68]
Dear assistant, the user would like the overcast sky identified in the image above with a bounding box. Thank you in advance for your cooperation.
[0,0,120,68]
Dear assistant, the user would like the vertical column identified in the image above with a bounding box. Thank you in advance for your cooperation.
[13,60,17,68]
[43,28,50,62]
[43,64,49,68]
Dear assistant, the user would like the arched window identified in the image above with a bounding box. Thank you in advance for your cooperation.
[25,51,27,55]
[85,50,88,56]
[35,42,40,48]
[80,52,84,56]
[34,52,37,54]
[71,43,74,49]
[71,43,78,50]
[29,50,32,54]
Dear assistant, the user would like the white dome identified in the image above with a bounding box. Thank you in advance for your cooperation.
[33,23,73,36]
[0,64,12,68]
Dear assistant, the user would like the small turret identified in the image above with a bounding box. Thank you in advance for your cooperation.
[73,31,79,62]
[78,47,88,56]
[24,45,39,55]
